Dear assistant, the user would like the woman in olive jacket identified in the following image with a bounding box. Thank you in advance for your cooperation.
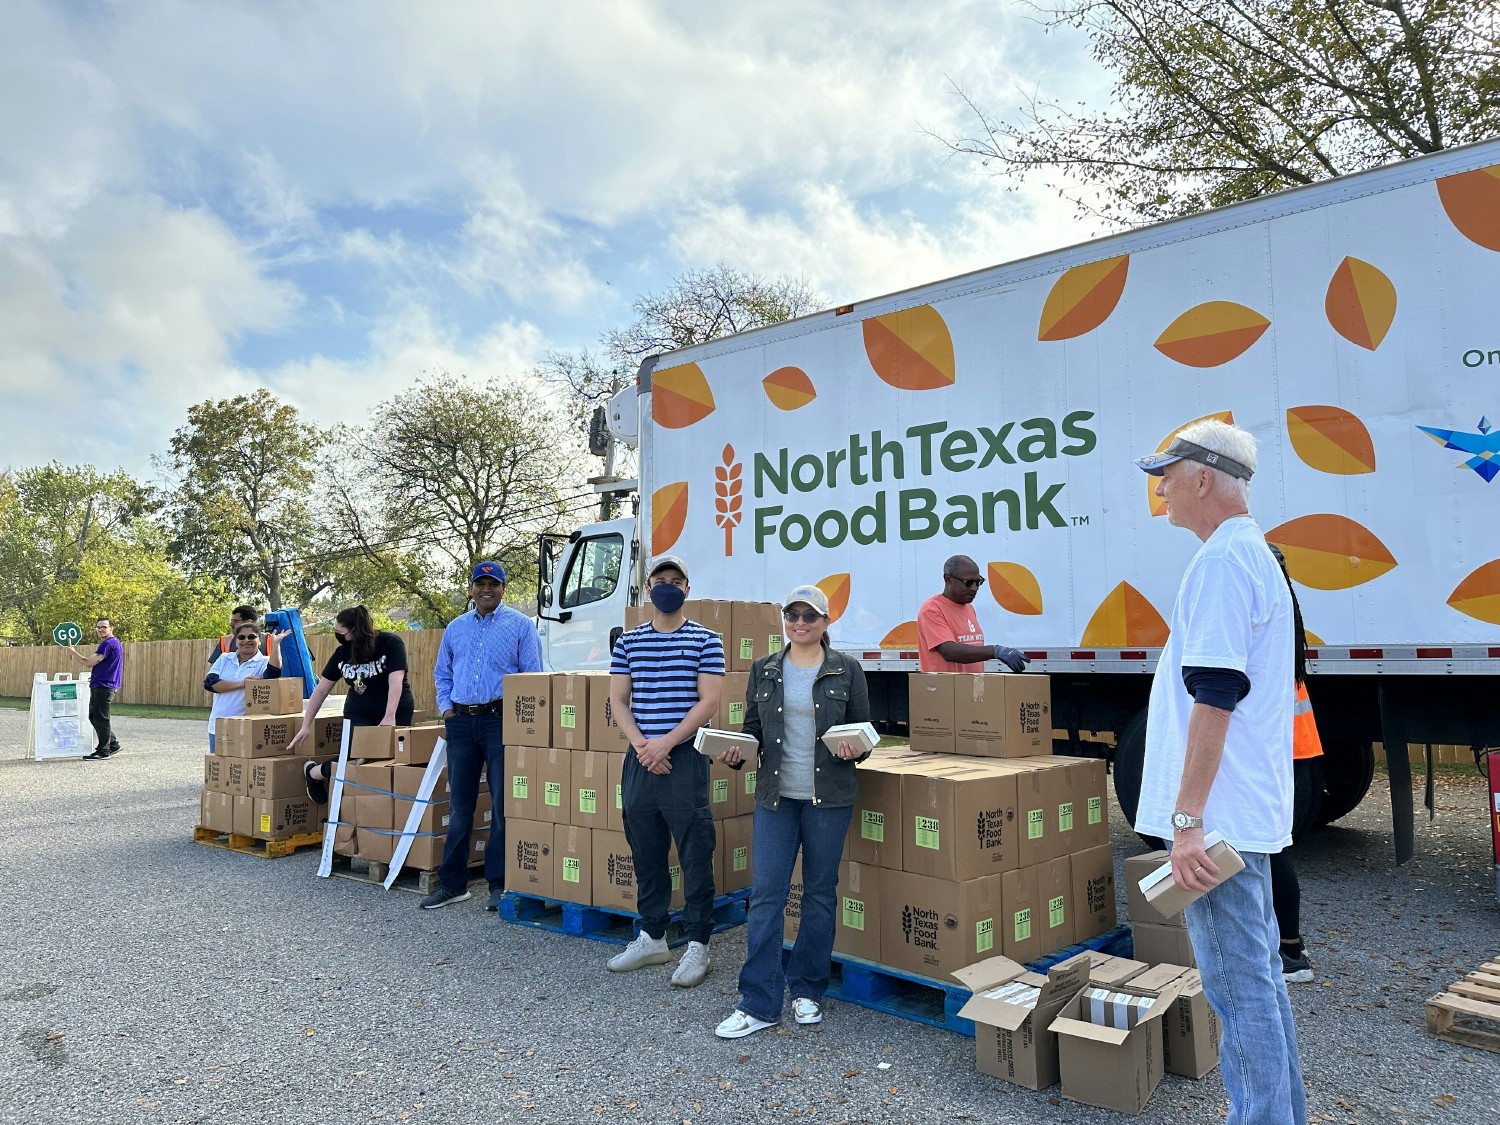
[714,584,872,1039]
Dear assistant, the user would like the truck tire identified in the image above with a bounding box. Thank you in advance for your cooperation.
[1111,708,1164,848]
[1312,738,1375,828]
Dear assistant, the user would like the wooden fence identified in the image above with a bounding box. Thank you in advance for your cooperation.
[0,631,447,715]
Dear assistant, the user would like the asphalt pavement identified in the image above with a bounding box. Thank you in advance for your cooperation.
[2,711,1496,1124]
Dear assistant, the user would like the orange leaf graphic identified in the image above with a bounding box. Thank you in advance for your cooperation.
[1325,257,1396,351]
[652,363,716,429]
[816,573,851,624]
[1038,255,1129,341]
[1304,629,1325,647]
[651,482,688,554]
[987,562,1043,616]
[1080,582,1169,647]
[1286,406,1376,475]
[862,305,956,391]
[1447,560,1500,625]
[1437,165,1500,252]
[879,620,920,648]
[762,366,818,411]
[1154,301,1270,367]
[1266,514,1397,590]
[1148,411,1234,517]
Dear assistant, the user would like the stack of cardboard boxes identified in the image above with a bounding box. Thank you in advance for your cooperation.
[330,721,460,870]
[1123,848,1197,967]
[782,672,1115,981]
[502,604,775,912]
[198,679,330,842]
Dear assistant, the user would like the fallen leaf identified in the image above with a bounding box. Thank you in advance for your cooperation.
[843,1068,860,1079]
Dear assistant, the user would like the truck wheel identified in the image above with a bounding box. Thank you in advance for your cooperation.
[1312,738,1374,828]
[1111,708,1164,848]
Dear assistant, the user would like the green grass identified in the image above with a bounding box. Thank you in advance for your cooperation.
[0,696,209,721]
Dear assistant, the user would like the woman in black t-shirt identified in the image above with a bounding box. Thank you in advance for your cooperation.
[288,605,416,802]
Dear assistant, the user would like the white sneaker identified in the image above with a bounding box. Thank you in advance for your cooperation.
[606,931,671,972]
[670,940,711,988]
[792,997,823,1024]
[715,1009,778,1039]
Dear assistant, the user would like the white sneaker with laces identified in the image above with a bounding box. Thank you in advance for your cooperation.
[792,997,823,1024]
[715,1009,778,1039]
[606,931,671,972]
[670,940,711,988]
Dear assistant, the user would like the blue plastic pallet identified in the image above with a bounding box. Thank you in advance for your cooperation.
[784,925,1133,1036]
[499,888,750,948]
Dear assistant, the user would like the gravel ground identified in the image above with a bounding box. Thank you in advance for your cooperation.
[2,711,1496,1125]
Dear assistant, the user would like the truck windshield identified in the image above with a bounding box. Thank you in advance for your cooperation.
[560,533,624,609]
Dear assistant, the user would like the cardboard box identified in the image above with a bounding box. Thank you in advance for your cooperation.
[718,670,751,732]
[955,953,1091,1090]
[592,829,637,912]
[233,795,254,836]
[468,827,490,867]
[223,756,249,796]
[553,824,592,905]
[1038,856,1074,954]
[203,754,225,793]
[504,745,542,820]
[535,748,572,824]
[244,677,302,716]
[1062,755,1110,850]
[624,603,650,630]
[349,725,396,760]
[694,728,758,762]
[1050,976,1183,1115]
[952,673,1052,757]
[586,673,629,752]
[821,721,879,758]
[504,672,551,746]
[879,868,1002,979]
[708,757,738,820]
[333,796,358,856]
[901,762,1019,880]
[1129,964,1219,1078]
[1131,922,1196,968]
[784,855,805,943]
[734,760,758,817]
[247,756,315,801]
[1001,863,1042,966]
[1071,844,1117,942]
[720,813,754,893]
[507,819,555,897]
[218,715,299,757]
[729,601,780,671]
[997,757,1071,865]
[1079,952,1149,988]
[571,750,610,829]
[313,714,345,754]
[833,860,882,962]
[908,673,956,753]
[607,752,625,832]
[394,723,443,766]
[846,760,903,869]
[251,796,320,840]
[551,673,590,750]
[682,599,732,659]
[1138,833,1246,920]
[202,791,234,832]
[344,762,395,827]
[1124,850,1179,926]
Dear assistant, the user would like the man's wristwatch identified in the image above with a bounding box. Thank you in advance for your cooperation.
[1171,810,1203,831]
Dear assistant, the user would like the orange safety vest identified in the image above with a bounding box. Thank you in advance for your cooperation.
[1293,680,1323,760]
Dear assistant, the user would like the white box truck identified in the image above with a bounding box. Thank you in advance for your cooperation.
[536,138,1500,860]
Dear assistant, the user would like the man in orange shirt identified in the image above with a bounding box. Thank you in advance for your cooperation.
[916,555,1029,674]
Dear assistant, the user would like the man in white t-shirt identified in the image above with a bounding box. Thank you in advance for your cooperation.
[1134,419,1305,1125]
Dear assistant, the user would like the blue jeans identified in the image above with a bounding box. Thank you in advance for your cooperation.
[438,713,506,894]
[737,799,853,1024]
[1184,852,1306,1125]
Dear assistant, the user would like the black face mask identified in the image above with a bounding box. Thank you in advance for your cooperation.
[649,584,687,613]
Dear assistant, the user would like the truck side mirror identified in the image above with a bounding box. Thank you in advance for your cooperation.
[539,582,554,609]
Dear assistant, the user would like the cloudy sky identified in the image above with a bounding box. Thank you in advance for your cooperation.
[1,0,1110,476]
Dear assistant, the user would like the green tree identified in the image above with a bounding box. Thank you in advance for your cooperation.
[159,390,334,610]
[325,371,589,625]
[934,0,1500,224]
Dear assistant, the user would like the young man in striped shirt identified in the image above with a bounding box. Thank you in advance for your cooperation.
[605,555,725,986]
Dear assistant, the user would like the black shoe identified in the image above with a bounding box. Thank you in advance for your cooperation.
[485,888,504,912]
[83,749,109,761]
[303,760,329,805]
[104,746,122,758]
[420,886,472,910]
[1281,949,1314,983]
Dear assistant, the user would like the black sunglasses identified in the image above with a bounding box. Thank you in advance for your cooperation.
[235,632,259,640]
[782,609,825,624]
[948,576,985,589]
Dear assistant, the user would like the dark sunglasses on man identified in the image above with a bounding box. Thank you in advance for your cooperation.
[948,576,985,589]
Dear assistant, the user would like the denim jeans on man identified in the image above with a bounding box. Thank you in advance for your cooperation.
[88,687,119,754]
[737,798,853,1024]
[437,713,506,894]
[1184,852,1306,1125]
[622,744,716,944]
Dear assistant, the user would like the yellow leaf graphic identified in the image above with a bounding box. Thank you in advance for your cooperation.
[1447,559,1500,625]
[862,305,956,390]
[987,562,1043,615]
[816,573,850,624]
[1038,255,1129,341]
[652,363,716,429]
[651,482,688,555]
[1154,301,1270,367]
[1437,165,1500,252]
[879,620,920,648]
[1325,257,1396,351]
[1080,582,1169,647]
[1286,406,1376,475]
[1266,514,1397,591]
[762,366,817,411]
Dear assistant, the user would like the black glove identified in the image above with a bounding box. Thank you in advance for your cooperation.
[993,645,1029,673]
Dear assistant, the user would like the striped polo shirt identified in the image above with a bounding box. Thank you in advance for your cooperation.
[610,621,725,739]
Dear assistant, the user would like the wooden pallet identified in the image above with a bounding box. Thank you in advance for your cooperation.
[786,925,1134,1037]
[327,853,485,896]
[192,825,323,860]
[499,888,751,948]
[1427,962,1500,1053]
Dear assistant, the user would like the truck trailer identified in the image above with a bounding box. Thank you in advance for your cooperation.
[535,137,1500,861]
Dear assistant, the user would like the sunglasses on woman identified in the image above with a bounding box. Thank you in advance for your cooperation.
[236,632,259,641]
[782,609,825,624]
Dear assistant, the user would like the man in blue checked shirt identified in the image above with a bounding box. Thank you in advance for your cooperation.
[421,560,543,911]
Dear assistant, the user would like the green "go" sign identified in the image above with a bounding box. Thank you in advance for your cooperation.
[52,622,84,647]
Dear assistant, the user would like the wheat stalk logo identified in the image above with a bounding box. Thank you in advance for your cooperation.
[715,443,743,555]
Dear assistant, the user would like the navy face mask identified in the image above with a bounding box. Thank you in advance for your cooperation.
[649,583,687,613]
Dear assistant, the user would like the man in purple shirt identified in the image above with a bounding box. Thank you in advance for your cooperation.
[68,617,124,760]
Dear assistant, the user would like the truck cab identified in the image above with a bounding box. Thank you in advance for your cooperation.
[535,517,638,671]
